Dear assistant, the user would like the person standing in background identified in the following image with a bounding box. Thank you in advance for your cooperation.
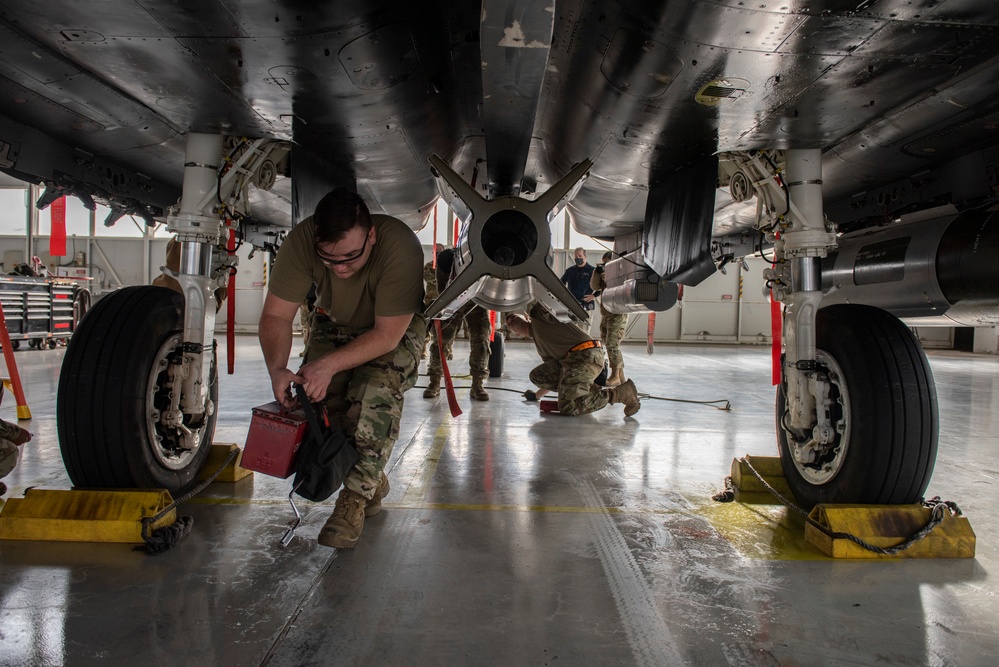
[560,247,595,334]
[591,251,628,386]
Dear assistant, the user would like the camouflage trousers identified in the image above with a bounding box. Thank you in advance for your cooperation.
[304,313,428,500]
[0,419,23,478]
[299,302,312,349]
[529,347,609,416]
[0,418,22,442]
[599,305,628,371]
[427,303,491,378]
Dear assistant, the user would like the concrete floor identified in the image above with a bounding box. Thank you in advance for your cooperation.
[1,334,997,666]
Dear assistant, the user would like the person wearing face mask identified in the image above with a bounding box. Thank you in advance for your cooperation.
[259,188,426,549]
[560,247,595,333]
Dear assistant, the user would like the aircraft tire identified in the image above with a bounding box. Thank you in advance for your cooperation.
[775,304,938,508]
[58,286,217,493]
[489,332,504,377]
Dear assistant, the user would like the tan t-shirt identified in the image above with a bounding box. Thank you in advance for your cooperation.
[268,214,424,329]
[528,302,591,361]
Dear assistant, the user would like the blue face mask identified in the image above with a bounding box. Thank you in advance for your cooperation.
[574,257,585,266]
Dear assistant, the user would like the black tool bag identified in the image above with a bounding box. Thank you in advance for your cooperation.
[292,385,360,502]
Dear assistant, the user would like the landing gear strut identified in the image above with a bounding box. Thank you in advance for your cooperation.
[56,132,288,492]
[728,148,941,507]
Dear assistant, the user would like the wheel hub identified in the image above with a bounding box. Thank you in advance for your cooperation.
[146,334,214,471]
[787,350,851,485]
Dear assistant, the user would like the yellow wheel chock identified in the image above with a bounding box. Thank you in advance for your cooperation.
[726,455,976,559]
[0,488,176,544]
[197,442,253,483]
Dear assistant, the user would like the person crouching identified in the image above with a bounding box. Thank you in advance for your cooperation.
[506,303,640,417]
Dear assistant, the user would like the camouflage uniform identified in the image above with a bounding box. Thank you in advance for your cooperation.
[525,304,609,416]
[0,418,24,443]
[421,260,439,359]
[305,313,428,498]
[0,430,18,481]
[529,347,608,416]
[598,306,627,373]
[0,414,30,483]
[427,302,491,380]
[423,261,440,305]
[591,262,627,381]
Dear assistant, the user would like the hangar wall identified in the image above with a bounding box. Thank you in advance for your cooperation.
[0,181,990,348]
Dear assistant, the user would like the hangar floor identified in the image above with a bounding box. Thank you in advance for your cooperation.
[1,334,998,666]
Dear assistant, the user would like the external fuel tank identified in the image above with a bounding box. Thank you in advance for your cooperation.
[820,205,999,326]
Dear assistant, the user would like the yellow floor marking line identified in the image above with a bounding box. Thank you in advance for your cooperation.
[188,497,299,507]
[385,502,629,514]
[399,416,452,505]
[187,495,658,515]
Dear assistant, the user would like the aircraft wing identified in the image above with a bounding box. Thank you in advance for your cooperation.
[0,1,996,316]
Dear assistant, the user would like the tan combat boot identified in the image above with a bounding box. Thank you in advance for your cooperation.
[470,374,489,401]
[423,373,441,398]
[318,487,368,549]
[607,379,641,416]
[364,472,391,517]
[606,367,625,387]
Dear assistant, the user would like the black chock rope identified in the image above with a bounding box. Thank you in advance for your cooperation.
[415,383,732,406]
[135,447,240,555]
[414,383,527,395]
[714,456,960,555]
[638,393,731,411]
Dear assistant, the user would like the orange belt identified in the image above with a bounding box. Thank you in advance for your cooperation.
[569,340,602,354]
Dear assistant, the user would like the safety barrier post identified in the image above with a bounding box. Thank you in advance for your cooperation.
[0,299,31,419]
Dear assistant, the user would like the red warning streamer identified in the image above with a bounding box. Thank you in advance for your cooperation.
[435,319,462,418]
[770,289,782,386]
[432,203,438,268]
[226,225,237,374]
[50,197,67,257]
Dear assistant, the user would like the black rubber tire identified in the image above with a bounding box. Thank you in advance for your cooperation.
[10,340,18,350]
[488,332,504,378]
[58,286,217,493]
[776,304,938,508]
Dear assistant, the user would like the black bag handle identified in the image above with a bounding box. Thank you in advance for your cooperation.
[294,384,328,449]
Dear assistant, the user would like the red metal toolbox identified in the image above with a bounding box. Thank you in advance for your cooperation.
[241,401,308,478]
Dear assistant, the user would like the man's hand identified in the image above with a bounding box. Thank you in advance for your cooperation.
[505,313,531,338]
[583,294,595,303]
[292,313,414,404]
[270,367,305,409]
[260,293,308,409]
[299,355,338,403]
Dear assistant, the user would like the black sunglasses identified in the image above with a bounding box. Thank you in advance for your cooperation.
[316,233,369,267]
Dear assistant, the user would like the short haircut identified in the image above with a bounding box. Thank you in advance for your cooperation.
[313,188,372,244]
[574,247,586,255]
